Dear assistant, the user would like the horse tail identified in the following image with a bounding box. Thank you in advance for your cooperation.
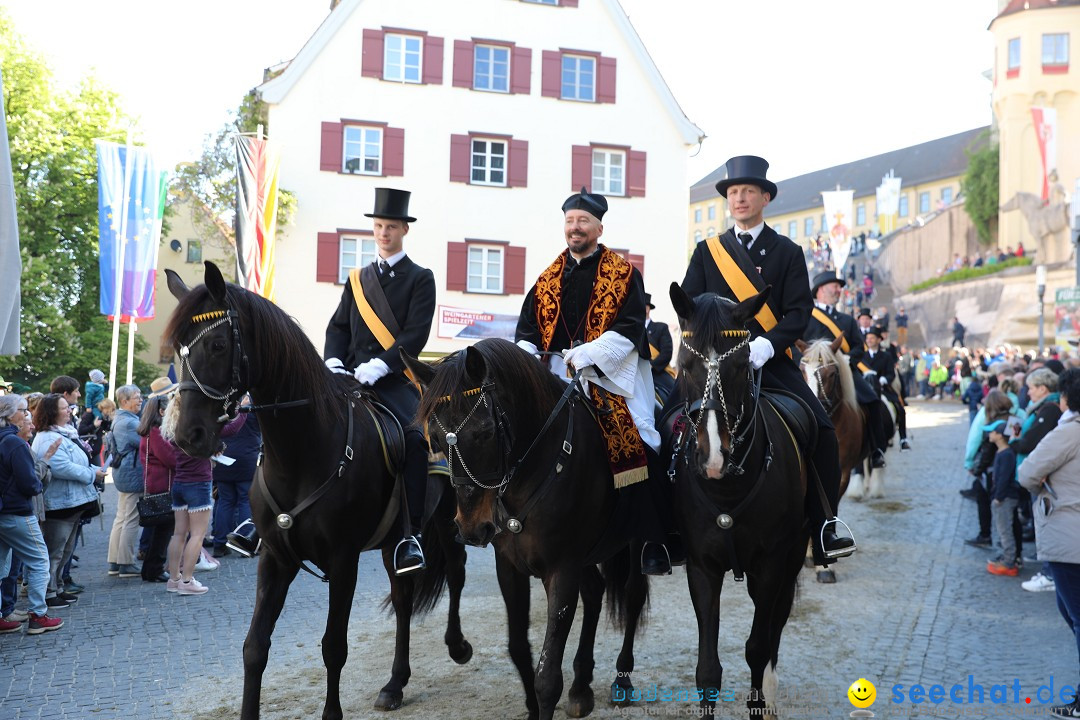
[601,546,650,631]
[410,517,451,616]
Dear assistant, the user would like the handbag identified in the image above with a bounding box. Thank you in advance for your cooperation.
[137,437,173,527]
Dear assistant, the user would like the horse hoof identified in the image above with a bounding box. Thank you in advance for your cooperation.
[567,688,595,718]
[449,639,473,665]
[816,569,837,584]
[610,681,634,706]
[373,690,403,711]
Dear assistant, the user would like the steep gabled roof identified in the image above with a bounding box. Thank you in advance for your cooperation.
[256,0,703,145]
[991,0,1080,27]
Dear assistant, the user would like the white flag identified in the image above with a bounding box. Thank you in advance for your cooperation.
[822,190,854,273]
[0,70,21,356]
[875,174,902,217]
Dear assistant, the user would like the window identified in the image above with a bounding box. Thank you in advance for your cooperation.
[471,139,507,186]
[343,126,382,174]
[804,217,814,236]
[561,55,595,101]
[787,221,797,239]
[941,186,954,205]
[592,148,624,195]
[1043,33,1069,70]
[694,230,702,243]
[820,214,826,233]
[694,208,702,223]
[385,33,422,83]
[474,45,509,92]
[186,240,202,264]
[708,205,716,221]
[918,191,930,214]
[338,236,378,284]
[856,204,866,225]
[1008,37,1021,76]
[467,246,504,293]
[898,194,909,218]
[706,226,715,237]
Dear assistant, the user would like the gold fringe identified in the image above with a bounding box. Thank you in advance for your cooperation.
[613,464,649,489]
[191,310,226,324]
[436,386,483,404]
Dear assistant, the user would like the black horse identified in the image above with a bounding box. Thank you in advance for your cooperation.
[668,283,808,717]
[163,262,472,720]
[403,339,649,720]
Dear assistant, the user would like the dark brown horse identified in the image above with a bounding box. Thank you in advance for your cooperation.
[403,339,649,720]
[163,262,471,720]
[668,283,807,718]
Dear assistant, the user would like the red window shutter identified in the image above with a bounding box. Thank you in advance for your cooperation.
[571,145,591,190]
[508,139,528,188]
[597,56,617,103]
[362,29,384,79]
[511,46,532,94]
[541,50,561,98]
[320,122,343,172]
[505,246,527,295]
[316,233,341,283]
[446,241,468,292]
[450,134,471,183]
[627,150,646,197]
[423,35,444,84]
[627,253,645,277]
[453,40,474,88]
[384,127,405,177]
[560,0,579,6]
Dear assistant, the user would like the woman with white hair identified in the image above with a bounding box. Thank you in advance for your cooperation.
[0,395,64,634]
[105,385,144,578]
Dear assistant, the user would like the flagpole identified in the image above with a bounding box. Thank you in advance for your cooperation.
[107,129,134,400]
[125,319,136,385]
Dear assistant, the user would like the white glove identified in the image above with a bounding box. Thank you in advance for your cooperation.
[353,358,390,386]
[862,369,877,379]
[562,343,595,372]
[325,358,351,375]
[747,337,774,370]
[879,375,888,386]
[516,339,540,357]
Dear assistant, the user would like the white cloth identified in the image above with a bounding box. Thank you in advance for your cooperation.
[748,336,774,369]
[354,358,390,385]
[516,339,540,358]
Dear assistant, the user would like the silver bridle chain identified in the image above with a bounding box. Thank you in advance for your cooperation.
[432,386,508,491]
[800,359,834,412]
[681,336,750,443]
[178,315,238,416]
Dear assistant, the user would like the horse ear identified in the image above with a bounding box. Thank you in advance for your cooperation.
[669,282,694,321]
[830,335,844,354]
[165,269,190,300]
[204,261,227,304]
[732,286,772,327]
[464,346,487,381]
[794,339,808,354]
[399,349,435,387]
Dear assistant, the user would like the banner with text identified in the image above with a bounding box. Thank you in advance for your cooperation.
[1055,286,1080,348]
[437,305,518,341]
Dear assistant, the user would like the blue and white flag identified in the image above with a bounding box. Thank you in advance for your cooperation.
[97,141,168,319]
[0,70,21,355]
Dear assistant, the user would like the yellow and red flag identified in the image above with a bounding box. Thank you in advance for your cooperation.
[234,135,281,300]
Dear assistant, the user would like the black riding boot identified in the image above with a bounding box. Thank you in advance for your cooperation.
[226,518,260,558]
[864,401,888,468]
[809,428,857,564]
[394,428,428,576]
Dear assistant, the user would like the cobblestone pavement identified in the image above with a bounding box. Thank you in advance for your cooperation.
[2,401,1076,719]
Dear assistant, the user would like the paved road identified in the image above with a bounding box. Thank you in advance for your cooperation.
[1,401,1075,719]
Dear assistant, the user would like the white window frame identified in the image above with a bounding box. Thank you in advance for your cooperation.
[591,148,625,196]
[694,230,702,243]
[474,44,510,92]
[787,220,797,239]
[1042,33,1069,66]
[561,54,596,102]
[941,187,954,205]
[338,236,378,284]
[1008,37,1021,71]
[856,204,866,225]
[467,245,504,294]
[898,195,909,218]
[918,191,930,214]
[384,33,422,83]
[708,204,716,221]
[470,138,508,186]
[804,217,814,236]
[706,226,715,237]
[694,208,702,223]
[342,125,383,175]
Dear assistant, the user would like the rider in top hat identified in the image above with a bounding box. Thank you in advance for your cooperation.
[516,187,675,575]
[681,155,856,563]
[324,187,435,575]
[644,293,676,404]
[864,325,910,451]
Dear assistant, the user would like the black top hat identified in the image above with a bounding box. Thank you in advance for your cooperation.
[858,307,873,319]
[714,156,778,200]
[866,326,885,338]
[562,186,607,221]
[644,293,655,310]
[365,187,416,222]
[810,271,846,296]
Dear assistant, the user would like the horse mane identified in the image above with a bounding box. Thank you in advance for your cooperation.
[415,338,562,429]
[163,283,344,425]
[688,294,740,349]
[802,339,858,412]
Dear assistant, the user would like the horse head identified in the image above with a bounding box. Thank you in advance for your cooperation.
[796,336,856,415]
[163,261,251,458]
[670,282,769,480]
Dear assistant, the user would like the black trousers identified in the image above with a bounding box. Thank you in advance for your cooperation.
[854,373,888,454]
[141,518,174,580]
[882,387,908,439]
[370,374,428,534]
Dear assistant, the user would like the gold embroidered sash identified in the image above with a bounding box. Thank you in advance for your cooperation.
[533,248,648,488]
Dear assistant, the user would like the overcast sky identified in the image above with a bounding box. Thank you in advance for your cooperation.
[1,0,997,184]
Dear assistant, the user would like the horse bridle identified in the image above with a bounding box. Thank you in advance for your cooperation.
[431,383,514,490]
[176,307,249,423]
[800,357,836,413]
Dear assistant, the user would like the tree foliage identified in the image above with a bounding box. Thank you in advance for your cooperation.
[0,11,158,389]
[962,133,999,246]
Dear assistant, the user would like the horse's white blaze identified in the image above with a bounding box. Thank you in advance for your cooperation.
[763,662,778,716]
[705,410,725,478]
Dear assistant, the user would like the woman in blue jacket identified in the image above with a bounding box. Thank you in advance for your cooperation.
[105,385,144,577]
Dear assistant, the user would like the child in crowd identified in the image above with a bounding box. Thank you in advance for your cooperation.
[962,374,984,425]
[928,361,948,400]
[986,420,1021,576]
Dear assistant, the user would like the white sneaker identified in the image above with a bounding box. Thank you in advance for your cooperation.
[194,549,220,572]
[1021,572,1055,592]
[177,577,209,596]
[3,609,28,623]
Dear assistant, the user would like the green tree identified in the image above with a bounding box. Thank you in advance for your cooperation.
[962,133,999,245]
[0,11,158,389]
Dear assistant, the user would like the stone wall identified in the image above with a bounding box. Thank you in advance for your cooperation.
[875,204,984,291]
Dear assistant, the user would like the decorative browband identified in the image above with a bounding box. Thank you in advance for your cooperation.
[190,310,227,324]
[681,330,749,339]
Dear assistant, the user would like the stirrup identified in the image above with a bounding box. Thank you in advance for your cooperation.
[393,536,426,576]
[821,517,857,560]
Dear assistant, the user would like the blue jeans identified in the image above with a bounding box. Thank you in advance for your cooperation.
[0,513,51,617]
[1049,562,1080,689]
[212,479,252,546]
[172,481,212,513]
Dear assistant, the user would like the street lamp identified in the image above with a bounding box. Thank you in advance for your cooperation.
[1036,264,1047,355]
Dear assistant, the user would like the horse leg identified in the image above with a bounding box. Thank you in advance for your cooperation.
[436,499,472,664]
[321,559,359,720]
[744,549,802,720]
[566,565,602,718]
[536,568,582,720]
[848,461,866,501]
[868,464,885,498]
[241,551,300,720]
[496,553,538,720]
[686,560,724,712]
[612,550,648,702]
[374,548,415,711]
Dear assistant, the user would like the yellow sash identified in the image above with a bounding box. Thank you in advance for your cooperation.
[649,343,678,378]
[349,269,417,384]
[705,236,778,331]
[811,308,850,353]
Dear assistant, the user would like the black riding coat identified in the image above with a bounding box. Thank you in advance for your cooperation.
[646,320,673,371]
[805,306,878,404]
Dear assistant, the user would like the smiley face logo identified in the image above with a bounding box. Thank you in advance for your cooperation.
[848,678,876,708]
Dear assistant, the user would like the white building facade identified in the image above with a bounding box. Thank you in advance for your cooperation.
[259,0,702,356]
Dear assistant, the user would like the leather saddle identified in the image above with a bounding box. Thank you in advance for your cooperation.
[355,389,406,478]
[760,388,817,453]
